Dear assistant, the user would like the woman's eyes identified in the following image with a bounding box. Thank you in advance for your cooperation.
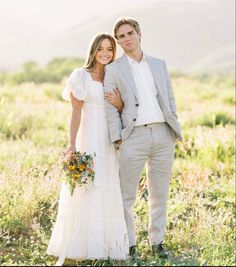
[98,48,113,51]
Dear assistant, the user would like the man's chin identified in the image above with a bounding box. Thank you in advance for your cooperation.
[124,47,134,53]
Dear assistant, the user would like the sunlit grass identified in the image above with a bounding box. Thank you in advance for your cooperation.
[0,73,235,266]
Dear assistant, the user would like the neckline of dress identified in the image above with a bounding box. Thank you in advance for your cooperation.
[86,70,103,85]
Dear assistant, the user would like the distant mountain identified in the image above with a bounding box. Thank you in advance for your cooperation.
[1,0,235,73]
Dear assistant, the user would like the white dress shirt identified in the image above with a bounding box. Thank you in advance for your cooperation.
[126,53,165,126]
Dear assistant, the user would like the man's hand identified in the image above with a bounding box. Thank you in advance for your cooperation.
[115,139,122,150]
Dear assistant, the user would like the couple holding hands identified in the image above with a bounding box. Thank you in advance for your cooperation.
[47,17,182,265]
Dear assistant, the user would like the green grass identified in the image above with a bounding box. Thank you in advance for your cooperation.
[0,73,235,266]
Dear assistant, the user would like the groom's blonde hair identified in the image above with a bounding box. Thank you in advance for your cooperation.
[113,17,141,39]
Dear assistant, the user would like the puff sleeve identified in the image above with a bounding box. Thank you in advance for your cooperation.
[61,68,87,101]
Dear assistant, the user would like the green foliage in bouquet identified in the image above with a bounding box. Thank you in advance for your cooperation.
[62,151,95,195]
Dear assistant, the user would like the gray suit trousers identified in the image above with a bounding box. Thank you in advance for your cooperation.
[119,122,175,246]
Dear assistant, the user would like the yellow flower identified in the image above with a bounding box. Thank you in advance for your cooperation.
[69,165,75,170]
[73,173,80,180]
[79,164,86,171]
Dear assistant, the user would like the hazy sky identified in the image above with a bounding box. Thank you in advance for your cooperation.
[0,0,214,32]
[1,0,233,71]
[0,0,151,32]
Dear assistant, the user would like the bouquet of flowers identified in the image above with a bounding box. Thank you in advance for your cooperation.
[62,151,95,195]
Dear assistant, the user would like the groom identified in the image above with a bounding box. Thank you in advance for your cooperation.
[104,17,182,258]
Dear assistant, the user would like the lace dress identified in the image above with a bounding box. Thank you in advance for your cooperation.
[46,68,129,261]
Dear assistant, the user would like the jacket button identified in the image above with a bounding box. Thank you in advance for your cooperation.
[135,104,139,107]
[133,118,136,122]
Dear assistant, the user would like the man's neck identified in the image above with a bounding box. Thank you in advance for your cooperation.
[125,48,143,63]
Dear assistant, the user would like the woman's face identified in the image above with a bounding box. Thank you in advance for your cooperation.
[95,38,114,65]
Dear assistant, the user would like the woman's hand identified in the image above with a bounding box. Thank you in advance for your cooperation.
[104,89,124,112]
[64,145,76,156]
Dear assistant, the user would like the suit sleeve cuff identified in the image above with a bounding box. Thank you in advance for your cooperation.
[111,134,122,143]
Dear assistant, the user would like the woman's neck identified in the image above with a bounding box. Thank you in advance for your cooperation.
[90,63,105,82]
[92,63,104,75]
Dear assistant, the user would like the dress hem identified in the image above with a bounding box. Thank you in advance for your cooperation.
[47,252,129,261]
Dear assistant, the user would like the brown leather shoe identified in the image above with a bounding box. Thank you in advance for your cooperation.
[152,243,169,258]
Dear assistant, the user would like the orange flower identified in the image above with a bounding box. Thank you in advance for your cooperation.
[79,164,86,171]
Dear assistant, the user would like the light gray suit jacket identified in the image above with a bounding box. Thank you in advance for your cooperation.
[104,54,182,142]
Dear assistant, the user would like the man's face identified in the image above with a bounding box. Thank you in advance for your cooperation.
[116,24,141,53]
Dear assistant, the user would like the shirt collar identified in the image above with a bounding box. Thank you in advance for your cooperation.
[125,52,147,64]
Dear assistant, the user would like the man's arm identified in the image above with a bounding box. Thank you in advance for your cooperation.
[163,61,178,119]
[104,65,123,143]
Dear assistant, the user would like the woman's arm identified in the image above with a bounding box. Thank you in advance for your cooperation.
[104,89,124,112]
[65,93,84,154]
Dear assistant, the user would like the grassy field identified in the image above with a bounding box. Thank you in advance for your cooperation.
[0,73,235,266]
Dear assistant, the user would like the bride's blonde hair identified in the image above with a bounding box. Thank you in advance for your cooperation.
[84,33,116,72]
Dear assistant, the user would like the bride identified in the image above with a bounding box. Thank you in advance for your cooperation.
[47,33,129,265]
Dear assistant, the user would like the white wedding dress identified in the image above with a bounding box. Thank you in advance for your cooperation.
[47,68,129,262]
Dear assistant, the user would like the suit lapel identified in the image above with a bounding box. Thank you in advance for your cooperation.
[145,55,162,96]
[146,55,170,112]
[116,54,139,99]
